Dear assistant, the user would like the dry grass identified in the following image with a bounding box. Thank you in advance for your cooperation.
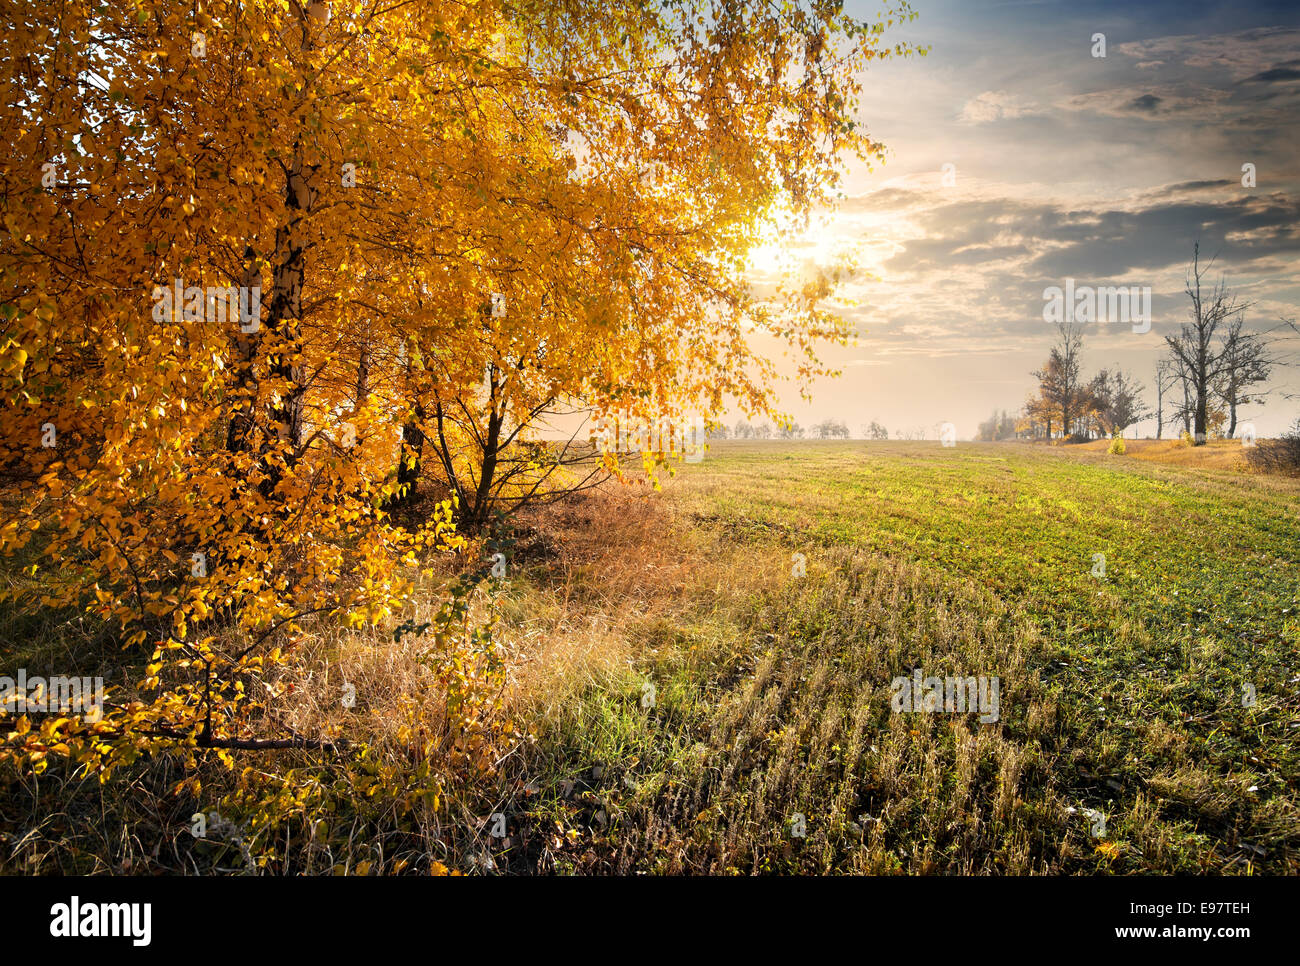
[1071,437,1253,471]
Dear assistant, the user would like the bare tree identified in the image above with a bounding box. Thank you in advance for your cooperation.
[1215,313,1287,438]
[1164,244,1252,444]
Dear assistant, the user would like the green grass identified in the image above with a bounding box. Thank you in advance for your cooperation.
[505,440,1300,874]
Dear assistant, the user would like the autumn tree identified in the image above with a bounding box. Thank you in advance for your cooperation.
[1032,322,1085,440]
[1,0,921,799]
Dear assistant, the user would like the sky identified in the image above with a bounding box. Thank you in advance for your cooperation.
[746,0,1300,439]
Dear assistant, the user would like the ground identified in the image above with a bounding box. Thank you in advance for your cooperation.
[3,439,1297,874]
[498,440,1299,873]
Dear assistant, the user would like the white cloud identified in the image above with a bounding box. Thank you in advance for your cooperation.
[957,90,1035,125]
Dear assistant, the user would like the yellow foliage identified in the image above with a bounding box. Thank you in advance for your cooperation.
[0,0,920,836]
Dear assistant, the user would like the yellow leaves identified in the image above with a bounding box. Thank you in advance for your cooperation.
[1094,841,1124,860]
[0,0,909,820]
[0,343,27,383]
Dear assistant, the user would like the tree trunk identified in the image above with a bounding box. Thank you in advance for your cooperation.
[226,246,260,454]
[261,9,318,490]
[465,404,504,532]
[396,401,425,506]
[355,340,370,407]
[265,147,312,476]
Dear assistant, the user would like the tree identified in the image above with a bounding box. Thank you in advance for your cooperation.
[976,410,1018,441]
[864,419,889,440]
[1033,322,1084,440]
[1089,369,1151,438]
[1215,313,1274,438]
[813,417,848,438]
[1164,244,1252,444]
[0,0,923,790]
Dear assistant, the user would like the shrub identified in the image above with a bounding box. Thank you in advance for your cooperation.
[1247,420,1300,476]
[1108,436,1126,455]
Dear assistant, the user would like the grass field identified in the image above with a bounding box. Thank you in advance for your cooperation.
[3,440,1297,874]
[494,440,1300,874]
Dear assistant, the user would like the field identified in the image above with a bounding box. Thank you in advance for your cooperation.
[3,440,1297,875]
[499,440,1300,873]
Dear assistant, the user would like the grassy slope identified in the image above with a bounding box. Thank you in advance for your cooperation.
[503,441,1300,874]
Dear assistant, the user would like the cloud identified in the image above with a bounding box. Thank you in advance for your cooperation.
[818,179,1300,355]
[1056,85,1230,118]
[1115,27,1300,82]
[1243,66,1300,83]
[958,90,1035,124]
[1150,180,1236,196]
